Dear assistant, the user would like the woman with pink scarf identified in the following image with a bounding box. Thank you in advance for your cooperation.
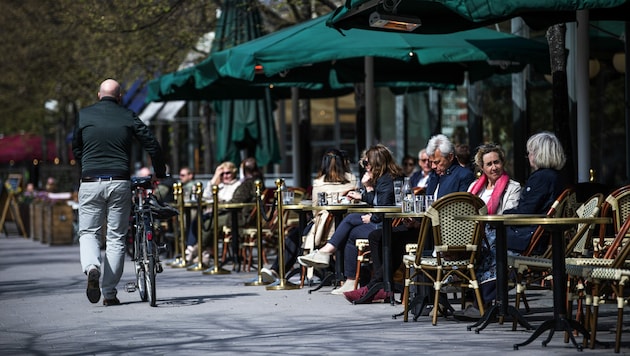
[467,144,521,310]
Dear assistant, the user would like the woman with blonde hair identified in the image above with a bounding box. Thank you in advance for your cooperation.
[504,132,566,253]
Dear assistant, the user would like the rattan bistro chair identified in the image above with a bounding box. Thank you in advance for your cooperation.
[508,193,603,324]
[565,217,630,353]
[401,192,487,325]
[593,184,630,258]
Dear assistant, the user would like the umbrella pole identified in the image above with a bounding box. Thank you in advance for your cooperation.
[365,56,375,147]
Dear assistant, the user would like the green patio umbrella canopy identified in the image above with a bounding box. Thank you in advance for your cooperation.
[145,63,357,102]
[211,0,281,166]
[188,12,550,93]
[328,0,629,33]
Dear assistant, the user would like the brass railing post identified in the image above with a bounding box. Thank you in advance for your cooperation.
[245,180,271,286]
[267,179,299,290]
[204,184,230,275]
[187,182,205,271]
[171,182,189,268]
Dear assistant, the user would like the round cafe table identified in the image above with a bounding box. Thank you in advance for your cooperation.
[456,215,610,351]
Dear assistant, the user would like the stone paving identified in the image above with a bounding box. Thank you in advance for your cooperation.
[0,234,628,355]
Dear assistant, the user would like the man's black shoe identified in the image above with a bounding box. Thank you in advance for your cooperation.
[86,269,101,304]
[103,297,121,306]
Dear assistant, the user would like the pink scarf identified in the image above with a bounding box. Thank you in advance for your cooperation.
[469,172,509,215]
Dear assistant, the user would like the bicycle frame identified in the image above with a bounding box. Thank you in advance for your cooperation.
[128,176,159,307]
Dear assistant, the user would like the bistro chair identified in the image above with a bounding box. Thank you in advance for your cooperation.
[521,188,578,257]
[593,184,630,258]
[508,188,577,312]
[352,218,405,290]
[401,192,487,325]
[300,209,336,287]
[508,193,603,324]
[565,216,630,353]
[230,188,276,269]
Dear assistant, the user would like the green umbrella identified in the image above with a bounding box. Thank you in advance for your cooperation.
[211,0,281,167]
[327,0,629,185]
[328,0,628,33]
[198,13,549,87]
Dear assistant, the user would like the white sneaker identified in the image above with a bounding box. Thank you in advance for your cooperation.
[331,280,356,295]
[297,250,331,268]
[261,267,279,283]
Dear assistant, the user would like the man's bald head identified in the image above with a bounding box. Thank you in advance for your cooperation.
[98,79,122,102]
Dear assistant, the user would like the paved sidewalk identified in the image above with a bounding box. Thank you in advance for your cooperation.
[0,235,627,355]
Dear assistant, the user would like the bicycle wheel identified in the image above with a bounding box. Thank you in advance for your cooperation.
[135,225,148,302]
[135,262,148,302]
[146,240,157,307]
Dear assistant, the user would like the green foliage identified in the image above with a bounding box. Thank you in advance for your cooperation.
[0,0,218,135]
[0,0,335,136]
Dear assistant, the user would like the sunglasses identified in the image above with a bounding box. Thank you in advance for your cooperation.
[362,159,369,167]
[222,172,233,176]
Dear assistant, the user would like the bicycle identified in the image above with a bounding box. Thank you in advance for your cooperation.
[125,175,178,307]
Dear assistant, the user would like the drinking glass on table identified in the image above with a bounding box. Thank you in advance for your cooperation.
[394,180,403,206]
[414,194,425,213]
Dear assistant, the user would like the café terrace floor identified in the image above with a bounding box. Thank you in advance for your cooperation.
[0,230,628,355]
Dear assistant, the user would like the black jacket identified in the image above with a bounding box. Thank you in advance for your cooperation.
[504,168,564,252]
[72,97,166,178]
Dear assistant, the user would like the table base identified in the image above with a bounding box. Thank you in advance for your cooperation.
[308,270,338,293]
[467,303,533,333]
[513,316,589,351]
[393,293,454,321]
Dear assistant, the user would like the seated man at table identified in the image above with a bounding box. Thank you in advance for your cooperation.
[344,134,475,303]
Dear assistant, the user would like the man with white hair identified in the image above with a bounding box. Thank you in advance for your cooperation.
[425,134,475,199]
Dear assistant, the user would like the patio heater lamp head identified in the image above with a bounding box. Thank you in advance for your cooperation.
[369,11,421,32]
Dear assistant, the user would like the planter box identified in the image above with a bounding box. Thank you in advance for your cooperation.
[19,203,30,237]
[30,201,44,242]
[43,201,73,245]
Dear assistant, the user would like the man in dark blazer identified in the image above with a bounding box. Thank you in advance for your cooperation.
[425,134,475,199]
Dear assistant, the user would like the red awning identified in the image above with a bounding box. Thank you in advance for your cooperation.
[0,133,57,164]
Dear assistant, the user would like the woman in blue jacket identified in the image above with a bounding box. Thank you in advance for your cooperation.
[504,132,566,253]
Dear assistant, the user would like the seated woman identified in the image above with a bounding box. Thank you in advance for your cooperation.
[455,134,565,318]
[298,144,402,295]
[459,144,521,313]
[186,161,241,264]
[504,132,566,254]
[261,148,357,282]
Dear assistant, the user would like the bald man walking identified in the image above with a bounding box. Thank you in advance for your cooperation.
[72,79,166,306]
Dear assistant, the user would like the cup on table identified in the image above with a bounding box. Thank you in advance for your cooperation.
[414,195,425,213]
[425,195,435,208]
[283,191,294,204]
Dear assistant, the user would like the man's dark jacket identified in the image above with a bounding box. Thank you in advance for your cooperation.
[72,97,166,179]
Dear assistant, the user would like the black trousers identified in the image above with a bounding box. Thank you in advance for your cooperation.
[367,225,420,288]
